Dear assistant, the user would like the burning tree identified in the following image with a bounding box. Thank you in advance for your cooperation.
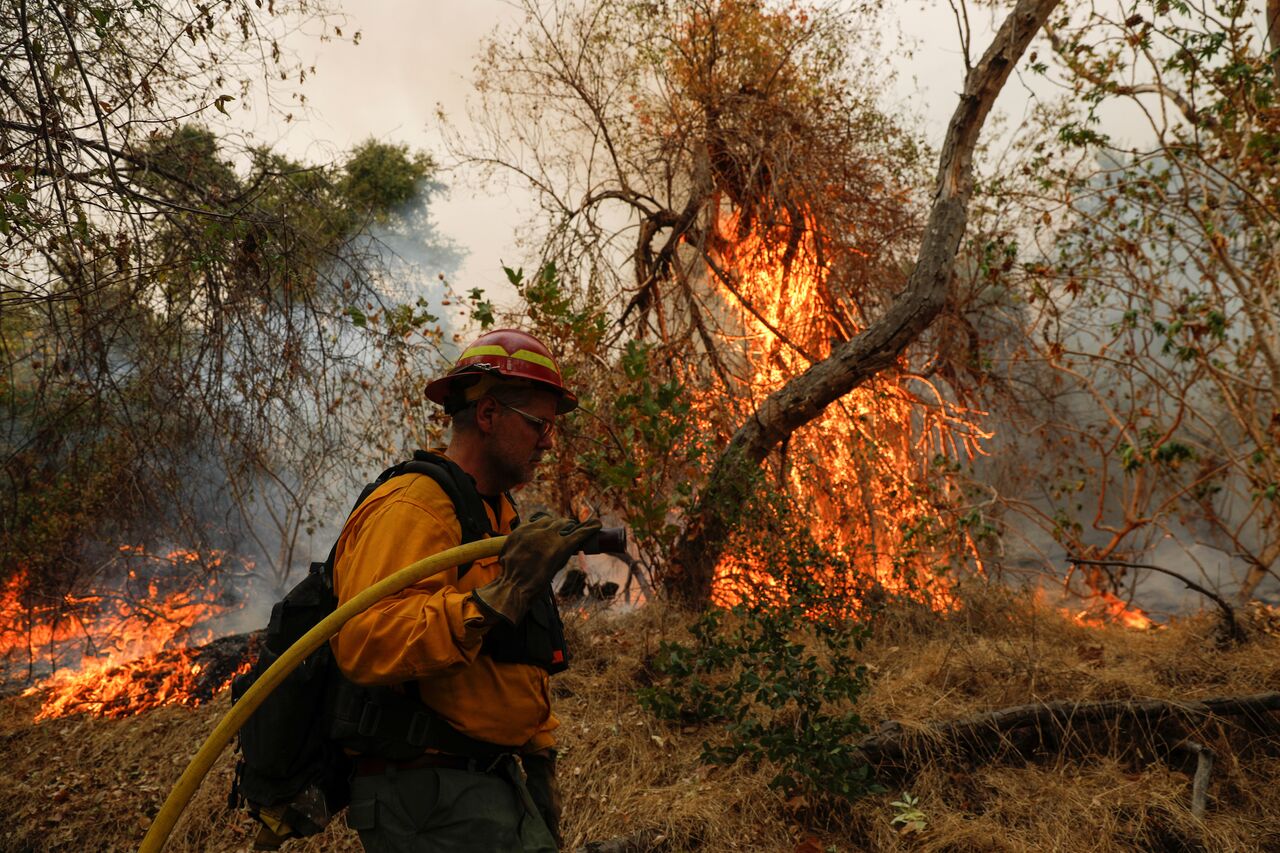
[463,0,1060,605]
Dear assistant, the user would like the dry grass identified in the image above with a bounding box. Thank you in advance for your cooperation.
[2,584,1278,852]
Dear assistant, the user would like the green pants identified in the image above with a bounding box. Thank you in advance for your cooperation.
[346,758,559,852]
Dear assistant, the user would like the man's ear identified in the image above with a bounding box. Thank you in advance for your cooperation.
[474,396,499,434]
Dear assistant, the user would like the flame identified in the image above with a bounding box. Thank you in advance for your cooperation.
[1071,589,1154,631]
[701,208,990,610]
[1,545,251,719]
[23,646,253,720]
[696,208,1155,631]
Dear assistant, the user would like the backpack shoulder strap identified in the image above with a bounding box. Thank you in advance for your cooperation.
[504,490,520,530]
[403,450,495,544]
[323,451,501,586]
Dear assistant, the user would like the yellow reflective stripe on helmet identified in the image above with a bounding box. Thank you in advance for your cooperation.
[459,345,558,372]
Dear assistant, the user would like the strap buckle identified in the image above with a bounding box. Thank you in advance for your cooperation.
[405,711,431,748]
[357,701,382,738]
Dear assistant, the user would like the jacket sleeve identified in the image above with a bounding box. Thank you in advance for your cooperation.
[329,486,490,685]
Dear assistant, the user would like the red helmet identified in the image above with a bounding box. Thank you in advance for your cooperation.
[425,328,578,414]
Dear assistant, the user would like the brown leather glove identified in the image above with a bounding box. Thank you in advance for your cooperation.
[522,749,563,848]
[472,514,601,625]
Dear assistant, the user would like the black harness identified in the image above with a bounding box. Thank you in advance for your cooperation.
[231,450,572,842]
[323,450,569,759]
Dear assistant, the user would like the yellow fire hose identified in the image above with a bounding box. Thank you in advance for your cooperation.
[138,536,506,853]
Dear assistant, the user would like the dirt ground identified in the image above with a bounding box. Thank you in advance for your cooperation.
[2,584,1278,852]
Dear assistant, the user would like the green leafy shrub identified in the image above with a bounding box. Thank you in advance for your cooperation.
[639,514,879,802]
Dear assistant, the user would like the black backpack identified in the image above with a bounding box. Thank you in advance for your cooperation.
[228,450,568,849]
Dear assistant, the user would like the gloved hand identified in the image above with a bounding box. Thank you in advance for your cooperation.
[471,514,601,625]
[522,749,563,848]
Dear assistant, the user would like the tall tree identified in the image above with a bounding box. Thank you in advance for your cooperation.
[668,0,1061,602]
[986,0,1280,604]
[466,0,1060,604]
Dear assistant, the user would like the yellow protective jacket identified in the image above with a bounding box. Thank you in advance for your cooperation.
[329,460,557,752]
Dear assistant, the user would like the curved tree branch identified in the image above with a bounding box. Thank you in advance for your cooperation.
[1268,0,1280,83]
[1044,23,1212,130]
[1066,557,1245,644]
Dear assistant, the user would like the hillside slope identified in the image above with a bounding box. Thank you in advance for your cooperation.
[2,587,1278,852]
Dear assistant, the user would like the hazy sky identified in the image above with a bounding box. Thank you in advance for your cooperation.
[224,1,1042,300]
[218,1,1273,303]
[235,1,530,298]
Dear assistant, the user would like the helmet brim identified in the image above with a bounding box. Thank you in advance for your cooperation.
[425,369,578,414]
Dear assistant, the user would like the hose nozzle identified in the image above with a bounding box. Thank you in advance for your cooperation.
[580,526,626,555]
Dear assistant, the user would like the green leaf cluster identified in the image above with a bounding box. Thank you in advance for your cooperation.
[638,518,878,804]
[1,126,448,594]
[576,340,706,566]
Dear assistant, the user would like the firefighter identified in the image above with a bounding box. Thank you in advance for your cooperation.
[331,328,598,852]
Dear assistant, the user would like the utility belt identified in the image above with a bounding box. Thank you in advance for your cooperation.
[327,678,513,764]
[352,750,517,777]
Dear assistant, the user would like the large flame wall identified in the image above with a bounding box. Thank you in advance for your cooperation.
[701,211,990,609]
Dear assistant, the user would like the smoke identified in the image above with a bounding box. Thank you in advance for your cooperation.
[970,151,1280,614]
[0,175,474,691]
[224,176,470,623]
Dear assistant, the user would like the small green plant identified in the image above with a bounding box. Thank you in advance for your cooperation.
[889,792,927,834]
[638,510,880,803]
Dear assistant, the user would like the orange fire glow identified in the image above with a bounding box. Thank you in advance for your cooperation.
[1,545,251,719]
[697,210,1158,632]
[702,209,990,610]
[1071,589,1154,631]
[24,646,253,720]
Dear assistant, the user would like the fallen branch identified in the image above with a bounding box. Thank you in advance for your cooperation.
[859,691,1280,767]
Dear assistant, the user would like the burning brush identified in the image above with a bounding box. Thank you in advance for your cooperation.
[1,544,255,720]
[700,209,990,612]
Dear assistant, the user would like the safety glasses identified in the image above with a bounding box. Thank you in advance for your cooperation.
[499,401,555,440]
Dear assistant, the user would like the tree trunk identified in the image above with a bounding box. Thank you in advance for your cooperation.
[668,0,1064,604]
